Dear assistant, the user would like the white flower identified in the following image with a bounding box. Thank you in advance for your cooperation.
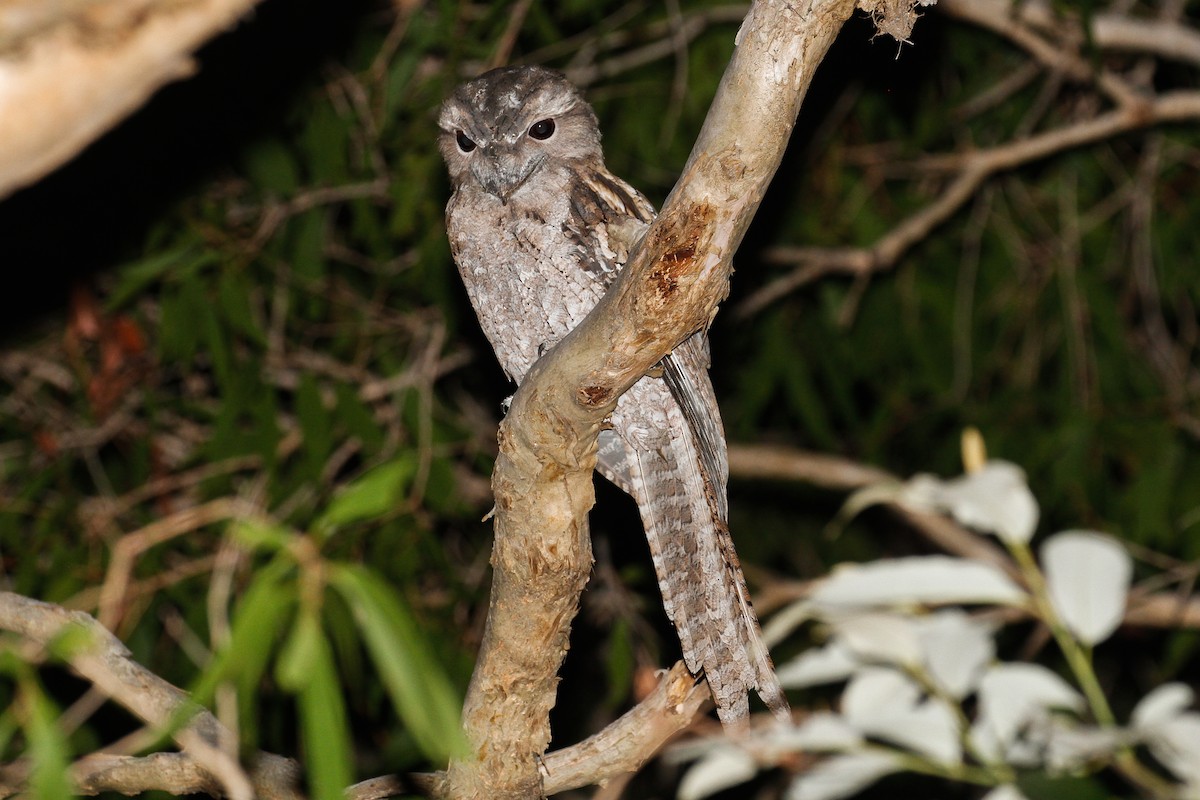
[809,556,1026,609]
[972,662,1084,758]
[677,745,757,800]
[900,461,1038,543]
[776,640,860,689]
[1131,683,1200,787]
[786,752,901,800]
[914,609,996,699]
[1041,531,1132,646]
[841,667,962,765]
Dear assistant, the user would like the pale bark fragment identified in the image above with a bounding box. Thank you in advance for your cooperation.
[0,0,262,200]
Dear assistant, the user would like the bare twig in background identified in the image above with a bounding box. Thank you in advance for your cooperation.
[736,0,1200,318]
[0,592,302,800]
[738,90,1200,317]
[945,0,1200,68]
[0,0,264,200]
[726,442,1200,631]
[97,498,260,631]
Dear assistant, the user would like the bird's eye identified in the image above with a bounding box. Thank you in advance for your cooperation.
[528,119,555,140]
[455,130,477,152]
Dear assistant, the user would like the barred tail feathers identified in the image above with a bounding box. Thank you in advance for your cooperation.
[606,377,788,728]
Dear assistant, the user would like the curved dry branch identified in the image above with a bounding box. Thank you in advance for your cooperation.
[737,89,1200,316]
[0,592,302,800]
[541,661,710,795]
[354,662,709,799]
[940,0,1200,69]
[0,0,262,200]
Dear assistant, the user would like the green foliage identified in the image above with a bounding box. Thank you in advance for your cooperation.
[329,564,469,763]
[1,1,1197,797]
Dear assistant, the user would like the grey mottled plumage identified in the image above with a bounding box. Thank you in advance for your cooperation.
[438,65,787,727]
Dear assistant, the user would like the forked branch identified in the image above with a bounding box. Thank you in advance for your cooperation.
[437,1,919,798]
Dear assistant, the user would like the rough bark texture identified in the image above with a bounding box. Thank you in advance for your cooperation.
[439,1,863,797]
[0,0,262,200]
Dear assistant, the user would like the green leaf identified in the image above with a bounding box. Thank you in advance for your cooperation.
[1018,773,1111,800]
[291,209,326,283]
[196,281,232,388]
[0,707,18,759]
[605,618,635,709]
[106,246,215,310]
[276,609,324,692]
[296,626,354,800]
[218,271,266,346]
[158,283,200,366]
[228,519,295,553]
[242,138,300,194]
[301,102,350,185]
[192,556,296,708]
[335,384,384,449]
[314,456,415,535]
[21,678,73,800]
[328,564,467,762]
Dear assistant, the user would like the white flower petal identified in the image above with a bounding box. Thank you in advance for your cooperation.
[763,598,816,648]
[832,613,922,667]
[663,736,727,764]
[981,786,1030,800]
[1146,712,1200,784]
[786,752,900,800]
[853,699,962,765]
[769,713,864,754]
[1042,718,1126,770]
[776,641,861,689]
[1041,531,1132,646]
[975,663,1084,749]
[677,745,757,800]
[969,716,1004,762]
[842,667,920,721]
[810,556,1027,608]
[1133,683,1195,730]
[900,461,1038,543]
[915,609,996,699]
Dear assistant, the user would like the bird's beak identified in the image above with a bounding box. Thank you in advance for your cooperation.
[474,147,542,205]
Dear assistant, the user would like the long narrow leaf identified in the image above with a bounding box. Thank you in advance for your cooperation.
[276,609,323,693]
[191,556,296,709]
[21,676,73,800]
[329,564,467,762]
[297,626,354,800]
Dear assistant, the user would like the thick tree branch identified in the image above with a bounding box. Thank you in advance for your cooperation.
[0,0,262,200]
[436,2,914,798]
[358,662,709,799]
[540,661,710,795]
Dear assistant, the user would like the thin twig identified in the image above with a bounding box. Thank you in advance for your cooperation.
[738,90,1200,316]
